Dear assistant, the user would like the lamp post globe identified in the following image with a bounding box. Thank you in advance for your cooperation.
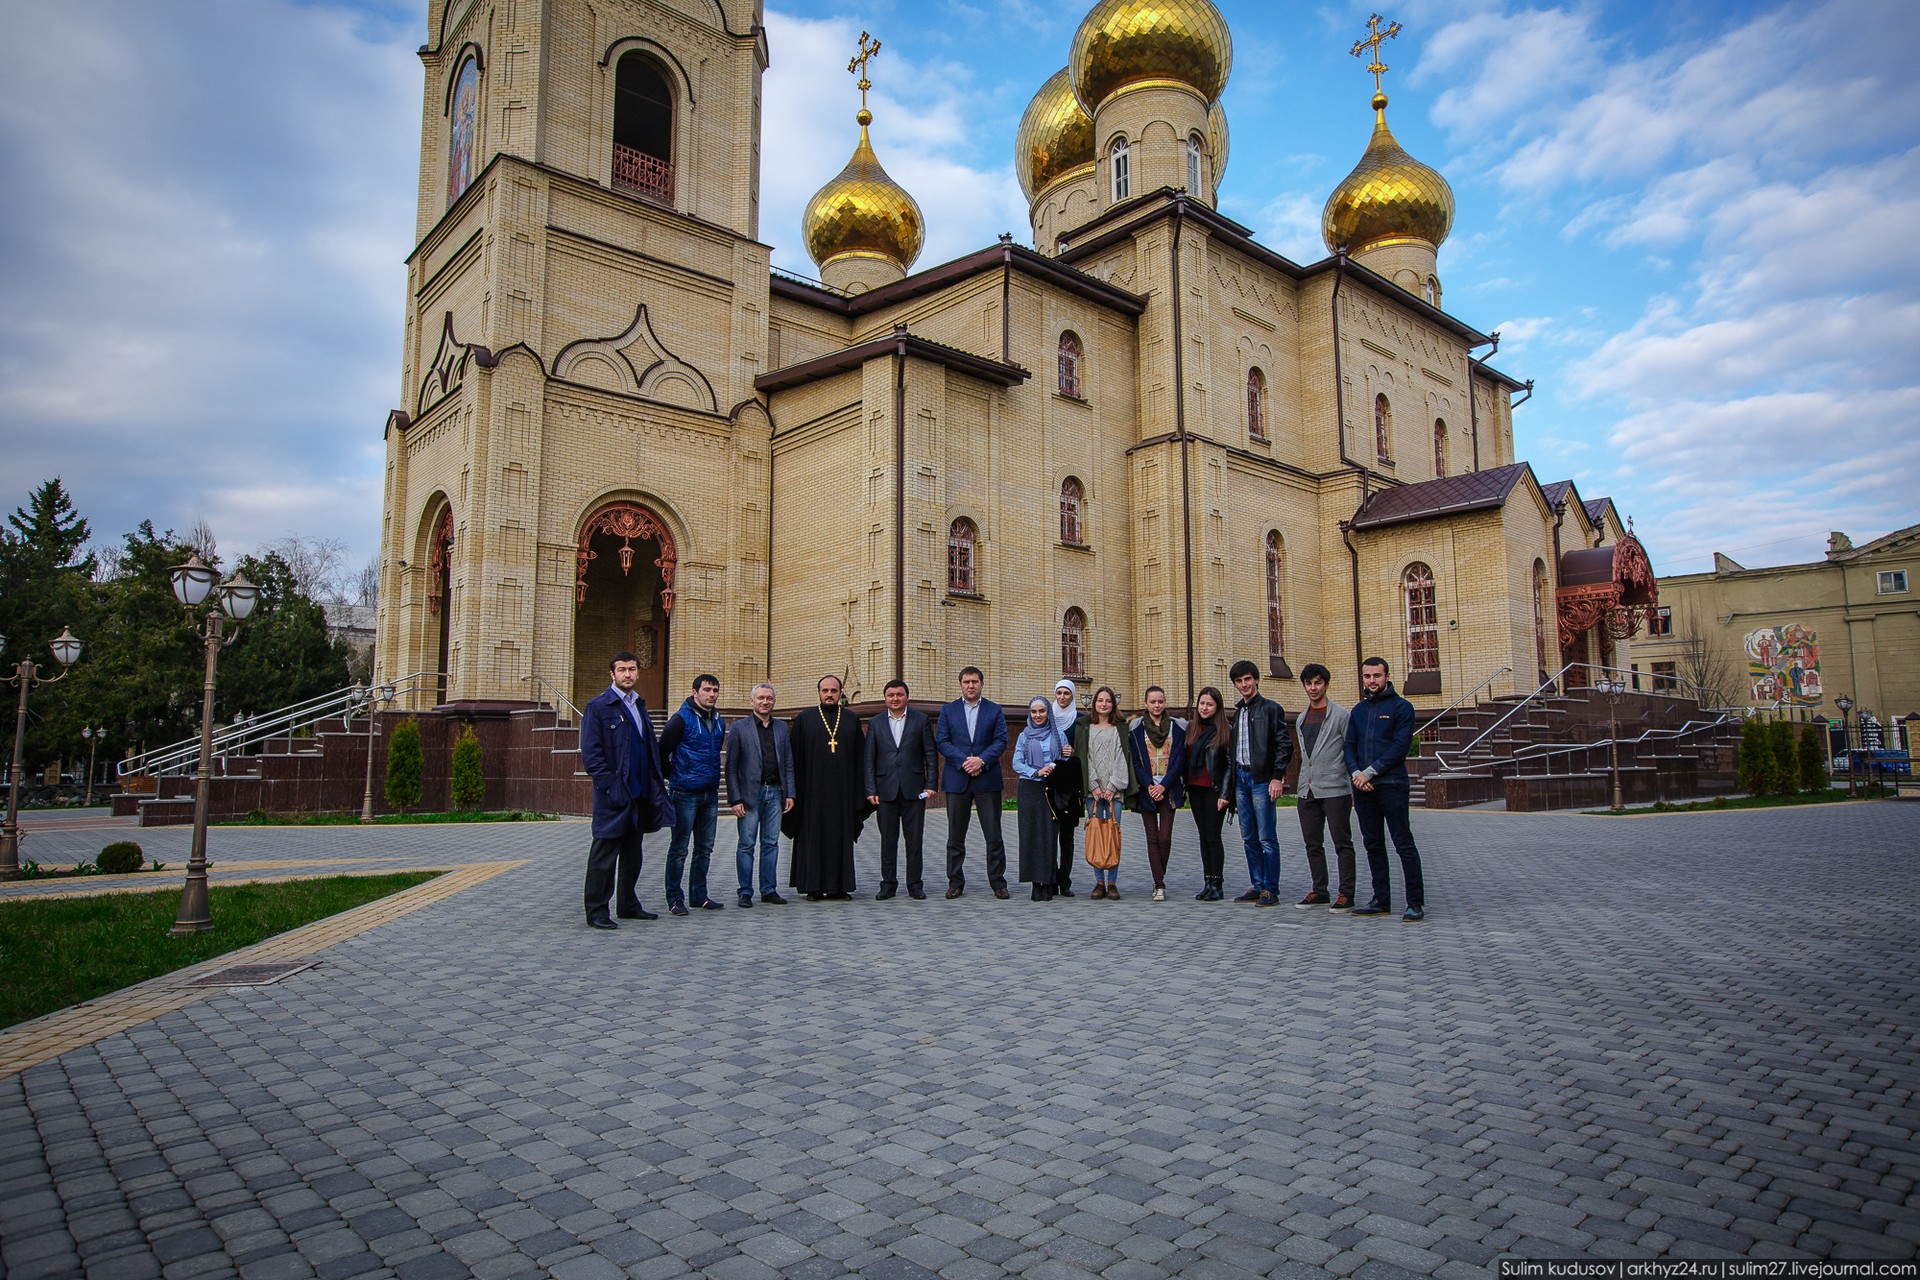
[170,553,219,608]
[221,571,261,621]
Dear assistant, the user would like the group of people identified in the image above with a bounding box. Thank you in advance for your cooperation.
[578,653,1427,930]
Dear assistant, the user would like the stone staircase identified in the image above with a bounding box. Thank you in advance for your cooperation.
[1409,687,1741,812]
[114,705,592,826]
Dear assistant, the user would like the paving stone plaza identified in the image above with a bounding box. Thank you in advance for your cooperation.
[3,801,1916,1278]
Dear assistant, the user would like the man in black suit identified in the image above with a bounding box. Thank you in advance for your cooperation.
[865,678,937,900]
[578,650,673,929]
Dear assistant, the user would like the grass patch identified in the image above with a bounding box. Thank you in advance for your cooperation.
[0,872,440,1029]
[221,809,554,826]
[1584,787,1894,815]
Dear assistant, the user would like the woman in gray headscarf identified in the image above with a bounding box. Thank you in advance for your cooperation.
[1013,696,1067,901]
[1046,679,1084,894]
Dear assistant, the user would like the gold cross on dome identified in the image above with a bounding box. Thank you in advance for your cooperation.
[1350,13,1403,96]
[848,31,882,113]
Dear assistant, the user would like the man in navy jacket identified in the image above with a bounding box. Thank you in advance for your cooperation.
[1343,656,1424,921]
[934,666,1009,899]
[578,650,673,929]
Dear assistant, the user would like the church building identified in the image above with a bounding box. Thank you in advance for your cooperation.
[373,0,1659,718]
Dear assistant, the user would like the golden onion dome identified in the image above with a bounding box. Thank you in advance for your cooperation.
[1069,0,1233,115]
[1207,99,1228,193]
[802,110,925,273]
[1016,68,1096,202]
[1322,93,1454,255]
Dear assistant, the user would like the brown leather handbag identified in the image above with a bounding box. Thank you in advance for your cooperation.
[1084,796,1121,870]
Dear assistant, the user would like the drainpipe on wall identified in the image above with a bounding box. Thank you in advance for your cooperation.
[1170,199,1197,708]
[1467,330,1498,472]
[999,233,1014,365]
[1332,248,1370,683]
[893,330,908,681]
[1341,520,1363,684]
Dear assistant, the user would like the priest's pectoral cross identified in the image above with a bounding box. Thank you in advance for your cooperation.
[1350,12,1402,95]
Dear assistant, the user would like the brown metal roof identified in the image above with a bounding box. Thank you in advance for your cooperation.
[755,329,1029,394]
[1539,480,1574,509]
[1583,497,1612,524]
[1558,546,1617,587]
[1349,462,1533,530]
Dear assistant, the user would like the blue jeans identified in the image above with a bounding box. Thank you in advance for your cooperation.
[735,785,783,898]
[1235,767,1280,893]
[665,788,718,908]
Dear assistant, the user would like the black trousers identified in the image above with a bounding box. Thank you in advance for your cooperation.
[945,790,1008,890]
[1189,784,1228,880]
[1054,810,1077,889]
[585,828,646,921]
[1298,793,1356,898]
[876,797,926,893]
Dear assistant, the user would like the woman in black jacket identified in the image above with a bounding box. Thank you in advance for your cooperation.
[1184,686,1234,900]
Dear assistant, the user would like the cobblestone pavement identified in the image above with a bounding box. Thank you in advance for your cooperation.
[3,801,1916,1278]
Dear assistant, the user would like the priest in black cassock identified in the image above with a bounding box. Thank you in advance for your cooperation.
[785,674,873,899]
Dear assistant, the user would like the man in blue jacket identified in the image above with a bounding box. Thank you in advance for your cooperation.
[934,666,1010,899]
[1343,656,1425,921]
[578,650,674,929]
[658,672,726,916]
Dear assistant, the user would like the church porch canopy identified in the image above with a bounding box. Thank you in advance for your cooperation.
[1556,533,1658,650]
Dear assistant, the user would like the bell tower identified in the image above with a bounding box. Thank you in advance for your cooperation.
[376,0,778,709]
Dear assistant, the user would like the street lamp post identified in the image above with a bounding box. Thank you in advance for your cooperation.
[82,726,104,807]
[168,553,259,936]
[1597,677,1626,812]
[1835,695,1855,798]
[1,628,84,878]
[360,683,396,823]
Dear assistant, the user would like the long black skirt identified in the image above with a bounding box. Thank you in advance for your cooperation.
[1016,779,1057,885]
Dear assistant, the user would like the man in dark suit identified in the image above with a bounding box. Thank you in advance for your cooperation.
[934,666,1010,899]
[578,650,673,929]
[864,678,937,900]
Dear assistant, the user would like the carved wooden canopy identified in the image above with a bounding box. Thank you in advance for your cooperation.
[577,502,677,610]
[1555,532,1659,650]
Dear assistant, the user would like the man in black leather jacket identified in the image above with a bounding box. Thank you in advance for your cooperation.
[1225,659,1294,906]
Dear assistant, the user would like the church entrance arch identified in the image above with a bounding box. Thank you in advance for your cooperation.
[573,500,678,711]
[425,503,454,705]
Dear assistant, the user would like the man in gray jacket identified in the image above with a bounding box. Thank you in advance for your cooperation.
[1292,663,1356,910]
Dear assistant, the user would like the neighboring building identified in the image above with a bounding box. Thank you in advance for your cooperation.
[373,0,1661,717]
[1637,525,1920,722]
[323,603,378,683]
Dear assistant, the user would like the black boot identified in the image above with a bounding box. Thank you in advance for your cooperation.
[1202,876,1224,902]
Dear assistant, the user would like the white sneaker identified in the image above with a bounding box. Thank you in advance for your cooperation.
[1151,887,1166,901]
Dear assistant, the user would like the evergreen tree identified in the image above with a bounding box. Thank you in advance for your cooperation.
[385,717,423,812]
[1767,718,1799,795]
[450,724,484,810]
[1797,722,1829,794]
[1737,716,1773,796]
[0,480,99,770]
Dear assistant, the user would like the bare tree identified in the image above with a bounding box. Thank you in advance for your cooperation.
[1674,608,1738,707]
[186,518,218,562]
[355,556,380,606]
[264,534,350,602]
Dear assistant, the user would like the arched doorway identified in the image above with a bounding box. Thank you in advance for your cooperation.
[426,505,454,704]
[573,501,677,711]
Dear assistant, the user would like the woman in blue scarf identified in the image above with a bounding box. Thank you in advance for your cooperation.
[1013,696,1066,901]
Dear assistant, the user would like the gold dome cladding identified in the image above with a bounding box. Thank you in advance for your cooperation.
[1016,68,1096,201]
[1207,99,1228,193]
[1069,0,1233,114]
[1321,94,1454,254]
[802,32,925,273]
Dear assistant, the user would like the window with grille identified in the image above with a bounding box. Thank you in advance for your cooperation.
[1062,608,1087,676]
[1374,393,1392,463]
[1060,477,1085,546]
[1651,661,1678,691]
[1405,562,1438,673]
[947,518,977,593]
[1266,532,1285,669]
[1057,332,1082,398]
[1433,418,1448,478]
[1247,368,1267,442]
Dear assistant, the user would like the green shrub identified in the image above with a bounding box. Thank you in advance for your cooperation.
[1767,719,1799,795]
[450,723,485,811]
[97,841,145,875]
[1737,716,1773,796]
[384,717,424,813]
[1797,723,1828,794]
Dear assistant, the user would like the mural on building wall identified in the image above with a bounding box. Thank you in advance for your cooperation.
[1746,623,1822,707]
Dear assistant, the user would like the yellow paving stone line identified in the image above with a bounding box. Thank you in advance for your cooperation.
[0,860,524,1081]
[2,863,437,903]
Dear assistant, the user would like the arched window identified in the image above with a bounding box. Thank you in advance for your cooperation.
[947,518,977,594]
[613,52,674,201]
[1247,367,1267,442]
[1265,531,1285,671]
[1060,477,1085,546]
[448,56,480,205]
[1532,558,1550,678]
[1433,418,1448,478]
[1186,134,1203,194]
[1423,276,1438,306]
[1062,608,1087,677]
[1110,137,1130,202]
[1404,562,1438,674]
[1374,393,1393,463]
[1057,331,1082,398]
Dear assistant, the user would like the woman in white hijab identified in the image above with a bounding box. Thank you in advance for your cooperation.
[1046,679,1084,894]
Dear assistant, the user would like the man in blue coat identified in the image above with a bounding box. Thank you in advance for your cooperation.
[934,666,1010,899]
[579,650,673,929]
[1343,656,1424,921]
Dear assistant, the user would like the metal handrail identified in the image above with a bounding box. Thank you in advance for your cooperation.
[524,674,583,727]
[1416,666,1511,735]
[1433,662,1694,772]
[1496,715,1739,776]
[120,671,445,778]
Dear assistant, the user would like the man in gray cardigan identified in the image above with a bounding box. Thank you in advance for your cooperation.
[1292,663,1356,910]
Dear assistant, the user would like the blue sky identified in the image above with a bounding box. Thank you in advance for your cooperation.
[1,0,1912,580]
